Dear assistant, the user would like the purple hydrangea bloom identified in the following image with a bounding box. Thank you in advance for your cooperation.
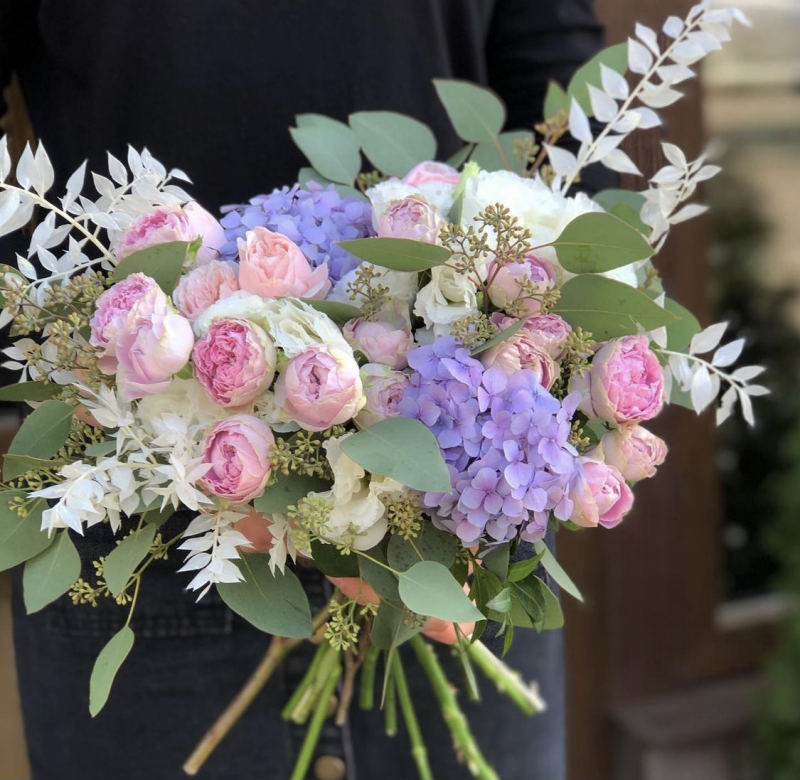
[219,182,374,281]
[399,337,581,545]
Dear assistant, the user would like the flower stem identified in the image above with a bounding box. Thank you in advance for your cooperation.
[466,640,546,716]
[392,651,433,780]
[291,641,340,725]
[410,634,499,780]
[281,639,328,722]
[359,642,380,710]
[384,659,398,737]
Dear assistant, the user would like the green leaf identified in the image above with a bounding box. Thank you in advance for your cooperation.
[471,317,525,356]
[471,131,533,174]
[337,237,451,273]
[482,544,510,581]
[387,524,457,573]
[22,531,81,613]
[84,439,117,458]
[664,297,700,353]
[254,470,331,516]
[141,504,175,528]
[0,382,61,402]
[349,111,437,178]
[358,547,399,602]
[544,81,570,119]
[217,554,312,638]
[593,189,648,234]
[340,417,451,493]
[103,525,156,597]
[297,167,366,201]
[534,576,565,630]
[434,80,506,144]
[310,539,360,577]
[290,124,361,186]
[507,551,544,583]
[553,275,679,341]
[89,626,134,717]
[2,454,69,480]
[567,43,628,116]
[112,241,189,295]
[299,298,363,324]
[509,577,546,629]
[533,540,583,602]
[371,602,423,650]
[447,145,474,170]
[550,212,654,275]
[0,493,52,571]
[469,565,503,616]
[399,561,484,622]
[5,400,73,480]
[486,587,512,614]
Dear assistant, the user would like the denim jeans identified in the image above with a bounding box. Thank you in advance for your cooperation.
[11,523,565,780]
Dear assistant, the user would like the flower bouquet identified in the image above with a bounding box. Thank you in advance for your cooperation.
[0,3,764,778]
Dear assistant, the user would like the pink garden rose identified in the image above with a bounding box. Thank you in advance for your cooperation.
[487,253,556,316]
[599,425,668,482]
[402,161,461,187]
[521,314,572,359]
[172,260,239,322]
[480,317,560,390]
[377,195,442,243]
[570,335,664,426]
[343,302,413,369]
[274,345,363,431]
[116,287,194,401]
[238,226,330,300]
[90,273,158,373]
[568,458,634,529]
[116,202,226,266]
[356,364,410,427]
[199,415,274,504]
[193,319,276,408]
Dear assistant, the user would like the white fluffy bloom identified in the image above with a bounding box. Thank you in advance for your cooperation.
[263,297,350,357]
[368,179,455,225]
[414,265,479,336]
[137,377,233,434]
[328,265,418,306]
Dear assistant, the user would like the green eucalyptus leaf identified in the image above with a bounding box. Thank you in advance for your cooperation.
[553,275,679,341]
[141,504,175,528]
[482,544,510,582]
[567,43,628,116]
[471,131,533,174]
[340,418,451,493]
[290,124,361,186]
[84,439,117,458]
[217,554,312,638]
[112,241,189,295]
[300,298,363,324]
[0,382,62,402]
[387,524,457,573]
[349,111,437,178]
[89,626,134,717]
[310,539,360,578]
[337,237,450,273]
[103,525,156,597]
[399,561,484,622]
[664,298,700,353]
[2,454,69,480]
[471,317,525,356]
[0,494,52,571]
[447,145,474,170]
[5,400,73,480]
[358,547,399,602]
[295,114,349,131]
[533,540,583,602]
[254,472,331,515]
[593,189,648,234]
[433,79,506,143]
[371,602,423,650]
[23,530,80,613]
[544,81,570,119]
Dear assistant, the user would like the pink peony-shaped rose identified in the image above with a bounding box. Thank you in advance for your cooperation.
[521,314,572,359]
[402,161,461,187]
[480,319,560,390]
[199,415,275,504]
[238,226,330,300]
[599,425,667,482]
[274,345,363,431]
[568,458,634,529]
[172,260,239,322]
[377,195,442,243]
[570,335,664,426]
[193,318,277,408]
[343,303,413,369]
[116,202,226,266]
[90,273,158,373]
[356,364,410,427]
[116,287,195,401]
[487,253,557,316]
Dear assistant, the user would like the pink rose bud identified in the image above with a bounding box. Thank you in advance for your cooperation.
[487,253,557,316]
[238,226,331,300]
[172,260,239,322]
[480,323,560,390]
[568,458,634,529]
[570,335,665,426]
[199,415,275,504]
[274,345,364,431]
[116,202,226,266]
[343,302,413,369]
[90,273,158,373]
[193,318,277,408]
[116,287,195,401]
[377,195,442,243]
[600,425,667,482]
[402,161,461,187]
[356,363,410,427]
[490,311,572,360]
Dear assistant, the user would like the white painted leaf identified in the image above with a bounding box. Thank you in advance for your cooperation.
[691,366,716,412]
[640,86,683,109]
[601,148,641,175]
[16,256,38,280]
[127,147,143,177]
[0,190,21,228]
[671,38,706,65]
[610,113,640,133]
[0,136,10,182]
[588,86,618,123]
[600,63,629,100]
[588,134,627,164]
[89,212,119,230]
[0,196,34,238]
[693,164,722,183]
[657,64,695,85]
[168,168,192,183]
[629,107,661,129]
[569,98,592,144]
[670,204,708,225]
[731,365,765,382]
[651,165,683,184]
[739,390,755,426]
[690,321,728,355]
[691,31,722,53]
[31,144,55,196]
[15,144,35,190]
[635,23,660,55]
[545,144,579,178]
[745,385,770,397]
[65,161,87,196]
[107,153,128,186]
[663,16,685,38]
[732,8,752,28]
[628,38,653,74]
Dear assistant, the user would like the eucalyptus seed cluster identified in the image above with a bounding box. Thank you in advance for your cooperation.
[383,493,425,541]
[346,263,390,321]
[551,327,596,399]
[270,427,344,480]
[450,312,498,350]
[504,280,561,320]
[287,495,335,551]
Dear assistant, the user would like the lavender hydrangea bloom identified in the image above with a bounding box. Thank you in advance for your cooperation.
[399,337,581,545]
[219,182,374,281]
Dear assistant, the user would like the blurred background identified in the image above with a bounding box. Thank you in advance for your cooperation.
[0,1,798,779]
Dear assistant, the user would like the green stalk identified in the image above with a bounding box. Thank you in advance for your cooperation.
[281,640,329,722]
[410,635,499,780]
[359,642,380,710]
[291,642,340,725]
[289,660,342,780]
[384,658,398,736]
[392,651,433,780]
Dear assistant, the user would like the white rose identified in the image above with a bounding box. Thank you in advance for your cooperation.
[414,265,478,336]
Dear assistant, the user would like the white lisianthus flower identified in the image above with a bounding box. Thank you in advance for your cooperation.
[262,297,350,357]
[137,377,234,433]
[367,179,455,226]
[414,265,479,336]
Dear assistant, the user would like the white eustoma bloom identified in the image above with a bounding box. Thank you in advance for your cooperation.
[414,265,479,337]
[367,179,455,225]
[137,377,233,433]
[328,265,418,306]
